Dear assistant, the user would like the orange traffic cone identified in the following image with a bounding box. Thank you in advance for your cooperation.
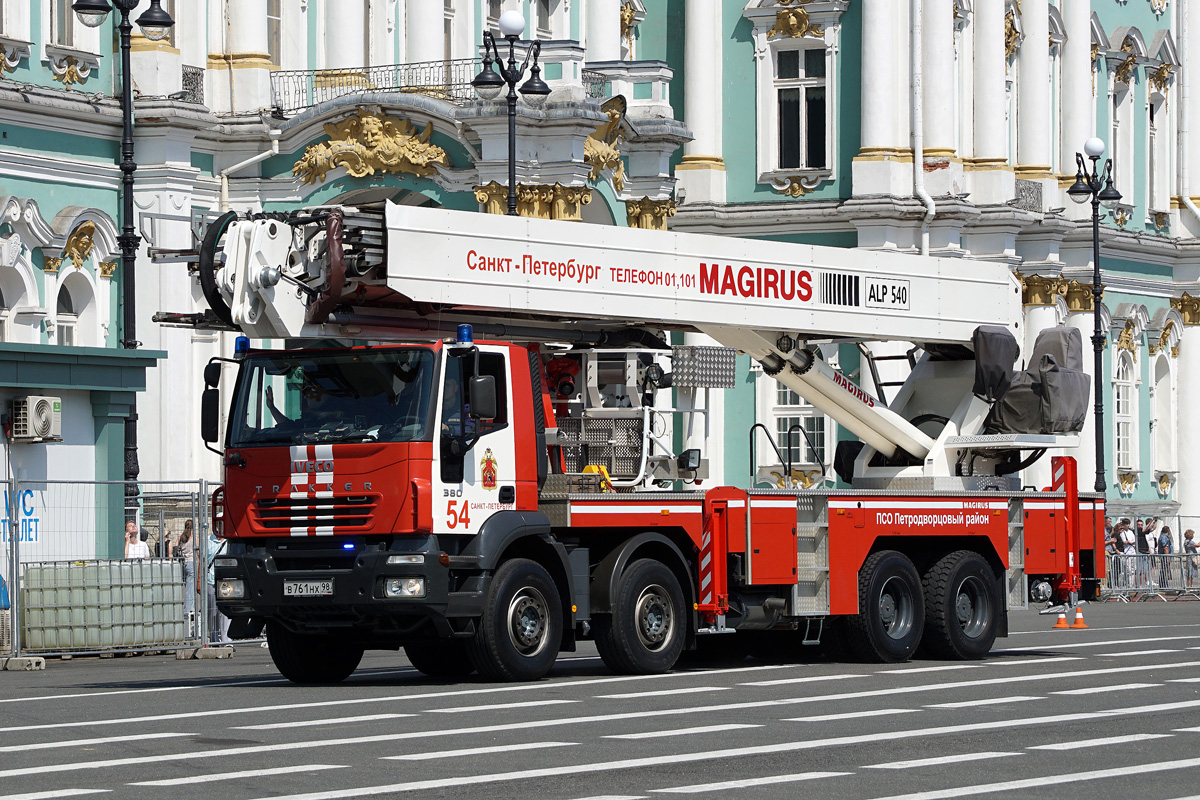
[1052,611,1069,629]
[1071,607,1089,629]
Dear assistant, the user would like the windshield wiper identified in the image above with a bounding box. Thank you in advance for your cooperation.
[312,431,377,443]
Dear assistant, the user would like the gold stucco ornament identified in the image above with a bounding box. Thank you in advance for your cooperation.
[63,221,96,268]
[767,8,824,39]
[292,108,450,185]
[585,97,627,191]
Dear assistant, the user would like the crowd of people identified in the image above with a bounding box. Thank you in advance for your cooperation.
[1104,515,1199,589]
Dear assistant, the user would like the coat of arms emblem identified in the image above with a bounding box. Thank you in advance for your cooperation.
[480,448,498,490]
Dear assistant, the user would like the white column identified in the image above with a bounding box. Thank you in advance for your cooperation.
[852,0,912,199]
[210,0,271,114]
[1177,322,1200,519]
[1016,0,1051,176]
[675,0,725,204]
[1068,298,1098,495]
[1184,0,1200,230]
[405,1,443,64]
[326,0,366,69]
[227,0,268,57]
[1060,0,1093,219]
[1022,286,1061,490]
[968,0,1012,204]
[922,0,955,153]
[587,0,621,63]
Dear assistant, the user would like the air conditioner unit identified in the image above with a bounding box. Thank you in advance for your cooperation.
[12,396,62,442]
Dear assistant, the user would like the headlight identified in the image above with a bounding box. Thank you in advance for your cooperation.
[385,577,426,598]
[216,579,246,599]
[387,554,425,565]
[214,558,238,568]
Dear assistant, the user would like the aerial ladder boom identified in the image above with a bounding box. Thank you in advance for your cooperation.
[187,204,1023,461]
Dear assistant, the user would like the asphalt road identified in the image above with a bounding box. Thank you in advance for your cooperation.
[3,603,1200,800]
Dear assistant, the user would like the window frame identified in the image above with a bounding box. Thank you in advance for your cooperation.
[1113,351,1138,472]
[51,0,74,48]
[266,0,282,66]
[773,46,828,173]
[754,358,835,486]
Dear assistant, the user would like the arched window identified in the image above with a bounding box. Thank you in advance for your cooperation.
[56,286,77,347]
[1152,356,1176,472]
[1114,353,1137,471]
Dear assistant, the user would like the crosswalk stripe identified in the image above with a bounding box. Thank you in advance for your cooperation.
[605,724,761,740]
[926,696,1040,709]
[648,772,849,794]
[992,634,1200,654]
[1052,683,1160,695]
[739,674,865,687]
[130,765,348,786]
[862,756,1200,800]
[597,687,728,699]
[0,791,110,800]
[383,742,577,760]
[1093,650,1181,658]
[1028,733,1172,750]
[0,732,193,753]
[864,752,1019,770]
[427,700,578,714]
[783,709,918,722]
[233,714,413,730]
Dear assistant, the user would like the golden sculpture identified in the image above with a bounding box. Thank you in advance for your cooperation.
[1064,280,1099,313]
[1017,273,1067,306]
[43,257,62,274]
[1114,37,1138,85]
[1113,207,1131,226]
[1171,292,1200,326]
[473,182,591,221]
[1117,473,1137,494]
[1149,320,1175,356]
[1157,472,1173,497]
[52,56,86,87]
[0,46,15,76]
[292,108,449,185]
[772,177,814,197]
[626,197,676,231]
[1116,319,1138,354]
[585,96,627,191]
[63,221,96,268]
[1154,211,1170,230]
[767,8,824,39]
[767,468,823,490]
[99,261,116,279]
[1004,11,1020,59]
[1149,63,1173,93]
[620,3,638,55]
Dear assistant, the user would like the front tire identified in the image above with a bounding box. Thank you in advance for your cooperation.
[845,550,924,663]
[467,559,562,681]
[921,550,999,660]
[594,559,686,674]
[266,623,364,684]
[404,641,476,678]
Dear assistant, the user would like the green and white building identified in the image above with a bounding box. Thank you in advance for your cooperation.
[1,0,1197,550]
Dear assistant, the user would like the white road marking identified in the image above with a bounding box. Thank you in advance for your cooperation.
[740,674,866,687]
[784,709,918,722]
[383,742,577,760]
[1173,726,1200,733]
[877,664,982,675]
[11,668,1200,782]
[649,772,849,794]
[992,634,1200,653]
[568,797,648,800]
[427,700,578,714]
[1029,733,1173,750]
[862,757,1200,800]
[927,696,1040,709]
[864,752,1019,770]
[978,656,1083,666]
[605,724,762,740]
[130,765,348,786]
[0,792,109,800]
[0,662,804,734]
[241,699,1200,800]
[1052,683,1160,695]
[233,714,413,730]
[1093,649,1181,658]
[597,687,728,700]
[0,678,291,706]
[0,732,193,753]
[1169,677,1200,683]
[1009,623,1200,635]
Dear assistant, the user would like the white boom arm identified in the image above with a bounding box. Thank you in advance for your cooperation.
[208,204,1022,459]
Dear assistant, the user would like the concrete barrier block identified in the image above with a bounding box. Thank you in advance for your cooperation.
[194,646,235,659]
[1,657,46,671]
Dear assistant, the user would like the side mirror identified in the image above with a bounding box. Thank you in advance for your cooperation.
[201,387,221,444]
[468,375,497,420]
[204,362,222,388]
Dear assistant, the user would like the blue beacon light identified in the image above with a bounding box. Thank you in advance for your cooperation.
[456,324,474,345]
[234,335,250,356]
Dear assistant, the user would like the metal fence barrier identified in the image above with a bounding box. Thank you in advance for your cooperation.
[0,479,244,658]
[1103,553,1200,601]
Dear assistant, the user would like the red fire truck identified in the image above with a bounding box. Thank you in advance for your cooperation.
[165,204,1104,683]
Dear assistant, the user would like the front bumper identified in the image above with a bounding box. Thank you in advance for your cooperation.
[214,536,487,637]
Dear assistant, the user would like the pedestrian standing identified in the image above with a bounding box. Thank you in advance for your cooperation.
[1158,525,1175,587]
[1185,530,1199,588]
[205,529,230,644]
[1118,521,1138,590]
[172,520,197,637]
[124,522,149,559]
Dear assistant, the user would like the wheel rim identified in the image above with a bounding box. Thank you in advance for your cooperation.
[634,584,675,652]
[507,585,551,657]
[877,575,915,640]
[954,575,990,639]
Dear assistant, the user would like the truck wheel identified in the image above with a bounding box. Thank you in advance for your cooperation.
[845,550,924,663]
[921,550,999,660]
[467,558,562,681]
[266,623,364,684]
[404,641,476,678]
[594,559,686,674]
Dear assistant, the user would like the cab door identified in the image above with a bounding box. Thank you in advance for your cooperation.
[431,345,518,536]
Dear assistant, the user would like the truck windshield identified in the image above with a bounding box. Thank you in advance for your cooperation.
[230,349,436,446]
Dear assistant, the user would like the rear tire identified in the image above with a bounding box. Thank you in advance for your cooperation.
[845,550,924,663]
[267,623,364,684]
[594,559,686,674]
[921,550,999,660]
[467,559,562,681]
[404,641,476,678]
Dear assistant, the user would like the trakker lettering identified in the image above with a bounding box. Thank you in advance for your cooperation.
[699,263,813,302]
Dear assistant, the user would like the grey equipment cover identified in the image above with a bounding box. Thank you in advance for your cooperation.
[983,327,1091,434]
[972,325,1020,402]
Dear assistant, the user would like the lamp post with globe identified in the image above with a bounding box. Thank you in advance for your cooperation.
[471,11,552,216]
[72,0,175,510]
[1067,137,1123,494]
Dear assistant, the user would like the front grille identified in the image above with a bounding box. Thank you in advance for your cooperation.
[253,496,376,530]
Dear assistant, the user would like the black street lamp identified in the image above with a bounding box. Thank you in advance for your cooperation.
[1067,137,1122,495]
[472,11,551,216]
[74,0,175,513]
